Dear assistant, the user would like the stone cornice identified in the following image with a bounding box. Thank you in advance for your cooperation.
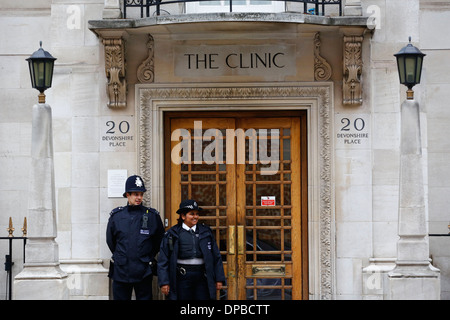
[89,12,369,34]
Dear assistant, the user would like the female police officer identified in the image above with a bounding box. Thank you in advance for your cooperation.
[157,199,226,300]
[106,175,165,300]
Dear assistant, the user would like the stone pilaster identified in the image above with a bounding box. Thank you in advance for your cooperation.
[14,103,68,300]
[344,0,362,16]
[103,0,122,19]
[386,99,440,300]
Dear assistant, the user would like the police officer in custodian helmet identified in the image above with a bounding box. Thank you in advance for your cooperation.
[106,175,164,300]
[157,199,226,300]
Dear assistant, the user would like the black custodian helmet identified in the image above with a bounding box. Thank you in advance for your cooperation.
[123,175,147,197]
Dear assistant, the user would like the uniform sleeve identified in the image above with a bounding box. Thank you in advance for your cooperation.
[152,212,165,257]
[157,233,171,287]
[106,216,116,254]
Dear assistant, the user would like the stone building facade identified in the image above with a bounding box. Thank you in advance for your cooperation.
[0,0,449,299]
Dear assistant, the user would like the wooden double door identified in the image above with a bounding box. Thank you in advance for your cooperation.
[164,111,308,300]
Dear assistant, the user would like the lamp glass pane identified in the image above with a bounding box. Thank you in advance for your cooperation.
[33,60,45,89]
[44,61,54,88]
[415,57,423,84]
[28,60,36,88]
[405,56,417,85]
[397,56,406,84]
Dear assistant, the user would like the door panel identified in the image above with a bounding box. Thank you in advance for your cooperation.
[166,112,306,300]
[170,117,236,299]
[236,117,301,300]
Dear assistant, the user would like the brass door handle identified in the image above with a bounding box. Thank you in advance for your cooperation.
[228,225,235,255]
[237,225,244,255]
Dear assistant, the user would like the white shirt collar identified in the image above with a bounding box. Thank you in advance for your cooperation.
[182,223,196,232]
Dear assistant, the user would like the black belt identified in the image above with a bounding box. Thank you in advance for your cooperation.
[177,264,205,275]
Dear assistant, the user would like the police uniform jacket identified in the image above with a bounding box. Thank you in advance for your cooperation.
[106,204,165,283]
[157,223,226,300]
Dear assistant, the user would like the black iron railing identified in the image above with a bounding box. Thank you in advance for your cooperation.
[123,0,342,18]
[1,237,27,300]
[2,217,27,300]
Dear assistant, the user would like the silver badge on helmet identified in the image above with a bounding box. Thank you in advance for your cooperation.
[135,177,143,187]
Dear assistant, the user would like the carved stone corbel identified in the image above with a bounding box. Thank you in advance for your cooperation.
[103,37,127,108]
[137,35,155,83]
[314,33,332,81]
[343,35,363,105]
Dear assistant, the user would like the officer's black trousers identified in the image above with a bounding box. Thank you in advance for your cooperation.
[113,275,153,300]
[176,268,209,300]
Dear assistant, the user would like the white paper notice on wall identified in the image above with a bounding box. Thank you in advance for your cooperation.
[335,113,371,149]
[261,196,276,206]
[108,170,128,198]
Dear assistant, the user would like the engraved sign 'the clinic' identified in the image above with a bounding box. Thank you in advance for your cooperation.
[174,45,296,78]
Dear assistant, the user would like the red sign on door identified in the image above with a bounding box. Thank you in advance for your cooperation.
[261,196,276,206]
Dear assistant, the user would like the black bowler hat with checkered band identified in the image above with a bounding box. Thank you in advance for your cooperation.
[176,199,203,215]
